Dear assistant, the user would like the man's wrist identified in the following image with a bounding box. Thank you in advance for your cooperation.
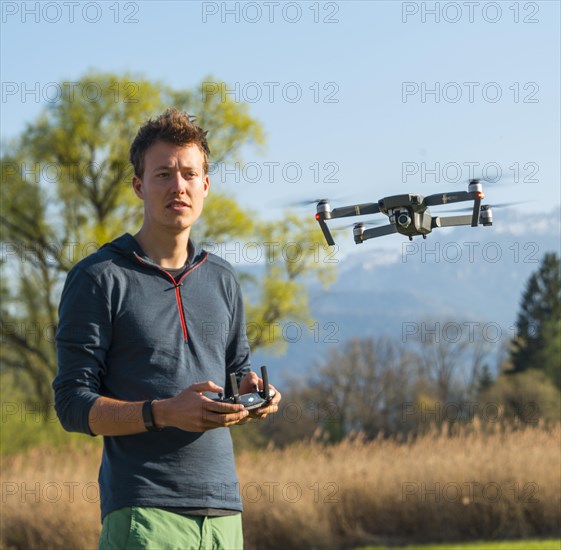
[151,399,170,429]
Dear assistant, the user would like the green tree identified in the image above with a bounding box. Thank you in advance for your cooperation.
[476,363,495,394]
[241,214,336,354]
[0,71,333,414]
[479,369,561,425]
[510,252,561,386]
[536,317,561,389]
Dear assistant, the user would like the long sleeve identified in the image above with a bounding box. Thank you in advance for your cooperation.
[53,267,112,435]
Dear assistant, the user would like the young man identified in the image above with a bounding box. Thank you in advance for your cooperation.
[53,108,281,549]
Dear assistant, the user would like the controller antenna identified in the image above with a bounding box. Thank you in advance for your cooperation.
[261,366,270,400]
[229,373,242,404]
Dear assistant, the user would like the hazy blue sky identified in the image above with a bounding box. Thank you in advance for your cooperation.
[2,0,559,254]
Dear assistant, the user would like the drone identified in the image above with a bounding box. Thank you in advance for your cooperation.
[314,179,493,245]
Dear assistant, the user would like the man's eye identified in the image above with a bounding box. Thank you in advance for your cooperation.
[156,172,169,178]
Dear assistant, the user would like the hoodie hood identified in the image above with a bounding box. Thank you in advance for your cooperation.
[102,233,206,270]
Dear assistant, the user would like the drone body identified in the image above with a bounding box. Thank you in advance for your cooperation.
[315,180,493,245]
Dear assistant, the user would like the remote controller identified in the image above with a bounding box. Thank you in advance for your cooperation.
[213,366,275,411]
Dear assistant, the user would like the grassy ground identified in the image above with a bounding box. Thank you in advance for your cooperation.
[2,422,559,549]
[360,539,561,549]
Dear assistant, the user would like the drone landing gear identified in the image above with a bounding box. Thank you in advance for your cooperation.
[213,366,275,411]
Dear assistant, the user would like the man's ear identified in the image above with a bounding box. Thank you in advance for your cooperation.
[132,175,144,200]
[203,174,210,198]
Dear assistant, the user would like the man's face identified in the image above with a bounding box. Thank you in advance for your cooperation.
[132,141,210,236]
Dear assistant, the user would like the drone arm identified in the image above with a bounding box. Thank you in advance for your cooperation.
[424,191,473,207]
[330,202,381,220]
[317,218,335,246]
[358,223,398,243]
[433,214,475,228]
[470,195,482,227]
[426,189,483,227]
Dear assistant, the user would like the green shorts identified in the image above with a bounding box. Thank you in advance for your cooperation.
[98,506,243,550]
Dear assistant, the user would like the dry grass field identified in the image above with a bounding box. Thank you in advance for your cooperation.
[1,423,560,549]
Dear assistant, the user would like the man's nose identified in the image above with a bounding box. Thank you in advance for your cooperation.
[170,170,188,191]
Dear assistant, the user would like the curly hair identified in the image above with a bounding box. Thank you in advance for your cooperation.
[129,108,211,177]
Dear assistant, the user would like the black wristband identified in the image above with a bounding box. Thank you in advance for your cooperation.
[142,400,161,432]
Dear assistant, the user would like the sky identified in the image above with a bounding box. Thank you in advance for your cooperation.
[1,0,560,257]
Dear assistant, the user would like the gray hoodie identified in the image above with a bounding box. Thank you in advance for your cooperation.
[53,233,250,520]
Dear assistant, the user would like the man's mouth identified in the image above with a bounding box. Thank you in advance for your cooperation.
[166,200,191,211]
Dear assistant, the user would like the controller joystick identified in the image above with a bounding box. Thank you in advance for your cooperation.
[213,366,275,411]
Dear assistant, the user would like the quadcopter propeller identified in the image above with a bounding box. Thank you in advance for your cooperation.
[331,220,385,231]
[280,195,352,208]
[434,201,525,213]
[489,201,528,208]
[467,174,527,187]
[424,175,518,189]
[286,198,329,207]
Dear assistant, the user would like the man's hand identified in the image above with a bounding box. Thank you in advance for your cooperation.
[153,381,249,432]
[238,371,282,422]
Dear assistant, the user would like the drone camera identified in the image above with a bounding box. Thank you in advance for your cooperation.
[398,213,410,227]
[397,211,411,228]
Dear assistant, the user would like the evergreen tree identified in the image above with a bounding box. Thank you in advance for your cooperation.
[476,364,494,394]
[510,252,561,384]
